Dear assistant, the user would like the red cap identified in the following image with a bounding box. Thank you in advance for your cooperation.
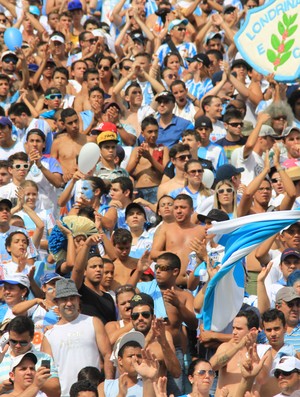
[96,122,117,133]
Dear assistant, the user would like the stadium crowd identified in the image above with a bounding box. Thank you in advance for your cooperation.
[0,0,299,396]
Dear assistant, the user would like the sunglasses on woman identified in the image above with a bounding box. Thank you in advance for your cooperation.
[217,188,234,194]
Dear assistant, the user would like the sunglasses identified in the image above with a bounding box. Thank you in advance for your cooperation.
[196,369,215,377]
[286,300,300,308]
[12,164,30,170]
[3,57,17,64]
[166,74,177,79]
[228,122,244,127]
[131,311,152,320]
[188,169,204,175]
[175,27,186,31]
[122,65,132,71]
[271,178,281,183]
[284,228,300,236]
[175,154,192,161]
[9,339,30,346]
[273,115,287,120]
[45,93,62,100]
[154,264,173,271]
[257,187,272,192]
[217,188,234,194]
[98,65,110,71]
[274,369,299,378]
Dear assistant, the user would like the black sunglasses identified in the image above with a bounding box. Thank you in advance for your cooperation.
[99,65,110,71]
[9,339,30,346]
[131,311,152,320]
[3,57,17,64]
[122,65,132,71]
[274,369,299,378]
[228,122,244,127]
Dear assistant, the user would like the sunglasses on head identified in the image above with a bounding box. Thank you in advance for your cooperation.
[274,369,299,378]
[175,154,192,161]
[188,169,204,175]
[9,339,30,346]
[45,93,62,100]
[98,65,110,71]
[131,311,152,320]
[12,164,30,170]
[228,122,244,127]
[196,369,215,377]
[217,188,234,194]
[154,264,173,271]
[3,57,17,64]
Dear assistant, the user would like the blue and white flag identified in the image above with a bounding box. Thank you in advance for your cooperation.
[202,209,300,331]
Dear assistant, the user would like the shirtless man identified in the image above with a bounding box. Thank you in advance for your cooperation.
[157,143,191,200]
[210,310,272,397]
[111,228,138,290]
[130,293,181,380]
[128,251,197,393]
[50,108,87,181]
[151,194,205,286]
[126,116,169,204]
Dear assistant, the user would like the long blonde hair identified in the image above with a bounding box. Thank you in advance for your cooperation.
[213,180,237,218]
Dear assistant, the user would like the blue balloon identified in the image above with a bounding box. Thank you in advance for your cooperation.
[4,28,23,51]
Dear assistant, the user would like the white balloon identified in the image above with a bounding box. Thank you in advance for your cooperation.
[78,143,100,174]
[202,169,214,189]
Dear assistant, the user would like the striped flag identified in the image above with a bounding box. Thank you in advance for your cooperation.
[202,209,300,331]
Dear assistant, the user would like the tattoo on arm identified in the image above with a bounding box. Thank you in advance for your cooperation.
[218,354,229,366]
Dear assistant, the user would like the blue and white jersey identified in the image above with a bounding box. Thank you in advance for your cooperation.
[66,52,82,67]
[156,42,197,68]
[185,78,213,100]
[31,305,60,350]
[21,118,53,154]
[124,79,155,106]
[80,110,94,131]
[173,99,197,123]
[0,91,20,112]
[170,186,208,211]
[129,230,153,259]
[197,143,228,170]
[284,323,300,353]
[145,0,158,16]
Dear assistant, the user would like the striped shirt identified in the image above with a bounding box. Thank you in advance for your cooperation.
[197,143,228,170]
[185,78,213,100]
[284,324,300,352]
[156,42,197,68]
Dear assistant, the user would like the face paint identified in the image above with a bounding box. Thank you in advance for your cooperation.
[81,180,94,200]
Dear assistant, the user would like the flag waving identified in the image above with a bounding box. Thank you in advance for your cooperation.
[202,209,300,331]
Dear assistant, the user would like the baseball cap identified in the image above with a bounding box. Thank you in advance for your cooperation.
[0,117,12,128]
[197,209,229,223]
[97,131,118,145]
[130,30,146,44]
[125,203,146,219]
[204,31,223,44]
[155,91,175,102]
[102,102,121,113]
[0,274,30,289]
[275,286,300,304]
[130,293,154,310]
[50,35,65,44]
[272,356,300,375]
[168,19,188,33]
[40,272,63,285]
[231,58,250,70]
[259,124,278,137]
[280,126,300,138]
[186,53,211,68]
[28,63,39,72]
[195,116,213,129]
[1,51,18,61]
[68,0,83,11]
[96,122,117,133]
[223,5,236,14]
[111,331,145,366]
[10,352,37,372]
[215,164,244,182]
[281,248,300,262]
[0,198,12,209]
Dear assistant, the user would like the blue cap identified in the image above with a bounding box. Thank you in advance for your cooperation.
[28,63,39,72]
[68,0,83,11]
[29,5,40,16]
[168,19,188,33]
[40,272,62,285]
[0,116,12,127]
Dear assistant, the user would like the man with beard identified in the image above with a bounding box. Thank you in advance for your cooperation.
[72,234,116,324]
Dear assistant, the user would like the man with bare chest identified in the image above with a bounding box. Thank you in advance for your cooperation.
[126,116,169,204]
[50,108,87,182]
[151,193,205,286]
[210,310,272,397]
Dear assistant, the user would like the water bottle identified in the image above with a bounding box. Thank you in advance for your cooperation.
[187,251,197,274]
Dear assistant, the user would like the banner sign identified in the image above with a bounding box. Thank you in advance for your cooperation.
[234,0,300,81]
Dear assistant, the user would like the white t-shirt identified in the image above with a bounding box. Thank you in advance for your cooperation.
[231,146,264,185]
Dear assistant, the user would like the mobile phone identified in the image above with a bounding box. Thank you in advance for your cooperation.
[41,360,50,369]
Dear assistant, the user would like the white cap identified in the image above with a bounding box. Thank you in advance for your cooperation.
[0,273,30,289]
[50,35,64,44]
[1,51,17,61]
[110,331,145,367]
[272,356,300,374]
[10,352,37,372]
